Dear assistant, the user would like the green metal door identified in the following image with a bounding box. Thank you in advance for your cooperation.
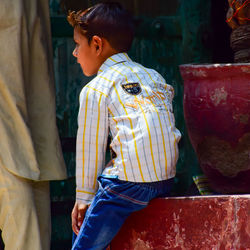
[49,0,212,249]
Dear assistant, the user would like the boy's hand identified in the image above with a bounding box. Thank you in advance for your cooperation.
[71,201,89,235]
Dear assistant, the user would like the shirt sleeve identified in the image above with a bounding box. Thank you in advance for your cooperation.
[75,86,108,204]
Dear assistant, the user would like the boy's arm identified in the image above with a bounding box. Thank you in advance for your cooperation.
[75,87,109,205]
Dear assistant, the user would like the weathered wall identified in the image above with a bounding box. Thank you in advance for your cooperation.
[111,195,250,249]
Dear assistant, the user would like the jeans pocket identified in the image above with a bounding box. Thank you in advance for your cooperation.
[105,185,149,207]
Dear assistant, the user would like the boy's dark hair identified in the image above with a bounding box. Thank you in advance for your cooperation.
[67,2,134,52]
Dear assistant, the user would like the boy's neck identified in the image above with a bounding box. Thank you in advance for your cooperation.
[100,49,119,64]
[96,49,120,73]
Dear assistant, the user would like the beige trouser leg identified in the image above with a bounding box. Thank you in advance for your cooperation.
[33,180,51,250]
[0,165,51,250]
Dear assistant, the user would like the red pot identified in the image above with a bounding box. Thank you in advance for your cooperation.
[179,64,250,194]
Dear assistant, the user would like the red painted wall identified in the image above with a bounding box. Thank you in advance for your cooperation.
[111,195,250,249]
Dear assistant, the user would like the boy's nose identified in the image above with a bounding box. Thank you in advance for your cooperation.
[73,48,78,57]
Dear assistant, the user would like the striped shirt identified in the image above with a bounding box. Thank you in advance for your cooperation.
[76,53,181,204]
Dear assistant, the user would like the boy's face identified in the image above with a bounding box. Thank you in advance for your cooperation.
[72,27,101,76]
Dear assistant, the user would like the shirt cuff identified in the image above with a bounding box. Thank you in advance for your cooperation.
[76,189,96,205]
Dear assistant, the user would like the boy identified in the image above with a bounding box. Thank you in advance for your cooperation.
[68,2,181,249]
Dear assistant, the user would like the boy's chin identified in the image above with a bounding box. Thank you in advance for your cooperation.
[82,69,97,77]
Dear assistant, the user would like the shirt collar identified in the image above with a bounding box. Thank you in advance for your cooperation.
[97,53,132,75]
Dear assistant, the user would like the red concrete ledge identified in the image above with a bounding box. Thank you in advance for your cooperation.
[110,195,250,249]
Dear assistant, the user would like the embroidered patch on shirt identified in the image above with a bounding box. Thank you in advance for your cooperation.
[121,82,142,95]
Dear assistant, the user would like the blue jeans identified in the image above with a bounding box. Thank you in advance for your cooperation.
[72,176,174,250]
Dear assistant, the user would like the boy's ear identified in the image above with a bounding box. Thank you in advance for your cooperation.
[92,35,103,55]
